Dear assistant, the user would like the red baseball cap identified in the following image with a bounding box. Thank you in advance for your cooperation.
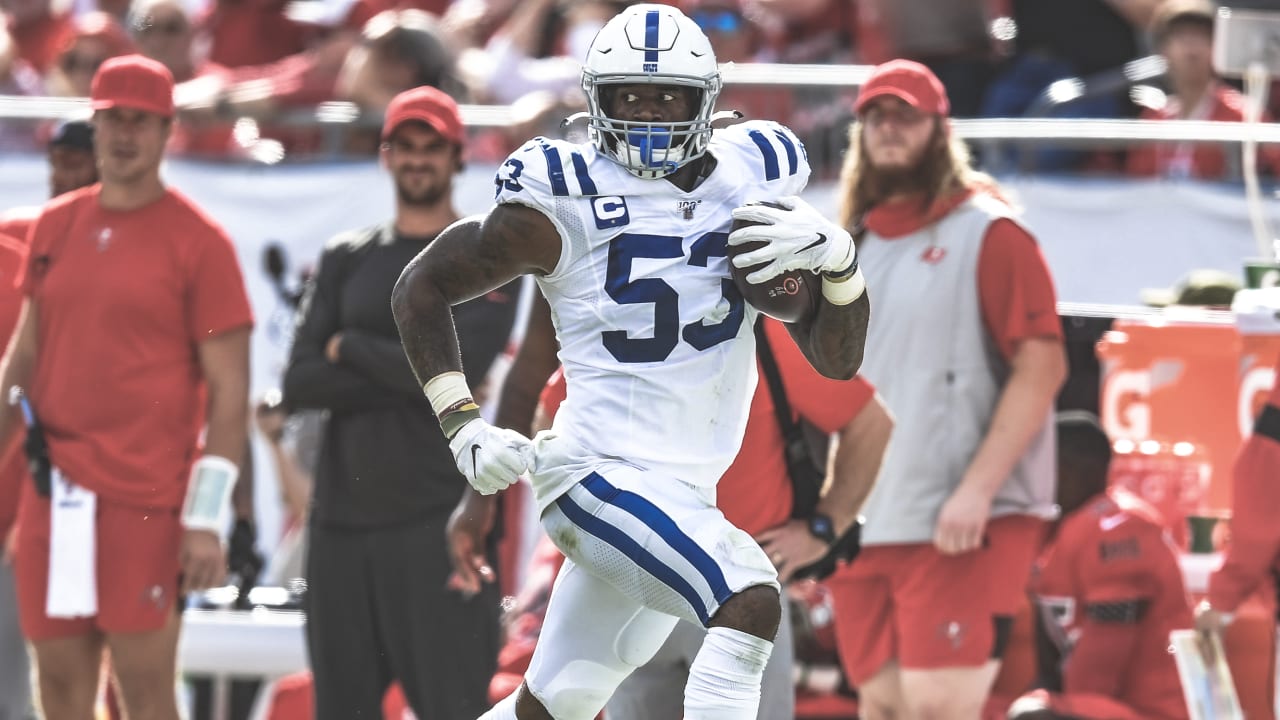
[853,59,950,118]
[382,86,465,146]
[90,54,175,118]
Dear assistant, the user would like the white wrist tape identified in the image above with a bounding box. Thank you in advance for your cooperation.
[181,455,238,534]
[423,371,474,415]
[821,266,866,306]
[424,371,481,438]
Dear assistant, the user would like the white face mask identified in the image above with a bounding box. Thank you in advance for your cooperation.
[567,20,605,62]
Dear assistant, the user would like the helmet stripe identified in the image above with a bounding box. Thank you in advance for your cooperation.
[644,9,660,64]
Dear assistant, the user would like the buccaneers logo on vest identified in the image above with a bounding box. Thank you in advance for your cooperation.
[921,246,946,264]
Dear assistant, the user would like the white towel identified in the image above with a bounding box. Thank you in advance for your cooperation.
[46,469,97,618]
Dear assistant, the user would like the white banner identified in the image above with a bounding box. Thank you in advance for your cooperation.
[1,152,1276,554]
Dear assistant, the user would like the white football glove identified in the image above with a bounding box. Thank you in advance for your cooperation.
[728,196,856,285]
[448,418,535,495]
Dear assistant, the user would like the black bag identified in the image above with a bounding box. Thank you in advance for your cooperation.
[754,320,862,580]
[14,392,52,497]
[24,423,51,498]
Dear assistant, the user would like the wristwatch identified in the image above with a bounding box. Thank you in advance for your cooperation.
[808,513,836,545]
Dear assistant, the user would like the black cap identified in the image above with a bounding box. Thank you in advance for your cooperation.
[49,120,95,153]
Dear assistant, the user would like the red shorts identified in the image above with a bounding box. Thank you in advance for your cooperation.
[827,514,1045,684]
[1009,689,1145,720]
[14,484,182,641]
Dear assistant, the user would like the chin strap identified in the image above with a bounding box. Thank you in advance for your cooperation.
[709,109,745,125]
[560,112,590,129]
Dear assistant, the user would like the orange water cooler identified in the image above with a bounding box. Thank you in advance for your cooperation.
[1096,304,1280,720]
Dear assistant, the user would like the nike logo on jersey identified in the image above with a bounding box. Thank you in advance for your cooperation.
[471,444,482,475]
[799,234,827,252]
[1099,513,1128,532]
[598,48,613,54]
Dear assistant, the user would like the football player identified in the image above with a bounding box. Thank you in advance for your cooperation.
[391,4,870,719]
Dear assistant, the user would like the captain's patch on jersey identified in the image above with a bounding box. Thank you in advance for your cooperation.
[592,195,631,229]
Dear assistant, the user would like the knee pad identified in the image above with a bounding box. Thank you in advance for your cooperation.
[527,608,679,720]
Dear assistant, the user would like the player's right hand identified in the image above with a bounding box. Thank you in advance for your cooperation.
[448,418,534,495]
[728,196,856,283]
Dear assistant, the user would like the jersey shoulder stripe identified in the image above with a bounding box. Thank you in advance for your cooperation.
[498,137,603,204]
[712,120,810,190]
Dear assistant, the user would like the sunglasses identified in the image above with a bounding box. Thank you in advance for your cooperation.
[60,53,107,74]
[692,10,742,34]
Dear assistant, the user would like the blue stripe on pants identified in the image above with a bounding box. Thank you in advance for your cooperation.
[555,487,713,625]
[580,473,733,610]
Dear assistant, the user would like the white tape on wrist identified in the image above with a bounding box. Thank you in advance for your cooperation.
[423,371,474,416]
[181,455,238,534]
[821,266,866,306]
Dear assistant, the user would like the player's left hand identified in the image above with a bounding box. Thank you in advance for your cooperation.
[757,520,828,584]
[934,485,992,555]
[728,196,856,284]
[180,528,227,594]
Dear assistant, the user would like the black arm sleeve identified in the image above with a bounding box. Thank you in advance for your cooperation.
[283,243,407,412]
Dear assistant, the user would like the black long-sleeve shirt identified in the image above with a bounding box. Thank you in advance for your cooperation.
[283,223,519,528]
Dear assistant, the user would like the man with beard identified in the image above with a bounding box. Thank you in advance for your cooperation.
[282,85,517,719]
[824,60,1067,720]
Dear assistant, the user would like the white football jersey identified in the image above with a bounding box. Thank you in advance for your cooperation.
[495,120,810,509]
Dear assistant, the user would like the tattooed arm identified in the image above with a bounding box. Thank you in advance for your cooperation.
[785,291,870,381]
[392,207,561,386]
[728,196,870,381]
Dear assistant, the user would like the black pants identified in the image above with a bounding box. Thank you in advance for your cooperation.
[305,514,500,719]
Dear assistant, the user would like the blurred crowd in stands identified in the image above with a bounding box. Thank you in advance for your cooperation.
[2,0,1279,176]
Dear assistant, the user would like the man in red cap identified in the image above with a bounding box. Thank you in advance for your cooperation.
[824,59,1067,720]
[0,53,253,718]
[282,85,515,718]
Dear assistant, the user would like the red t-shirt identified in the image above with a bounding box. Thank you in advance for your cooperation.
[1031,488,1193,720]
[721,318,873,535]
[169,62,238,157]
[1126,83,1280,180]
[539,366,567,420]
[0,232,27,538]
[1208,367,1280,612]
[0,206,39,246]
[537,319,875,536]
[8,12,72,74]
[200,1,311,69]
[864,188,1064,360]
[19,186,253,509]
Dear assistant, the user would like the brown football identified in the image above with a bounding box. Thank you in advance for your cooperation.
[728,203,820,323]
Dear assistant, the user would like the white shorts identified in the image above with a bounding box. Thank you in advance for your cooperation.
[540,464,779,627]
[523,465,779,718]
